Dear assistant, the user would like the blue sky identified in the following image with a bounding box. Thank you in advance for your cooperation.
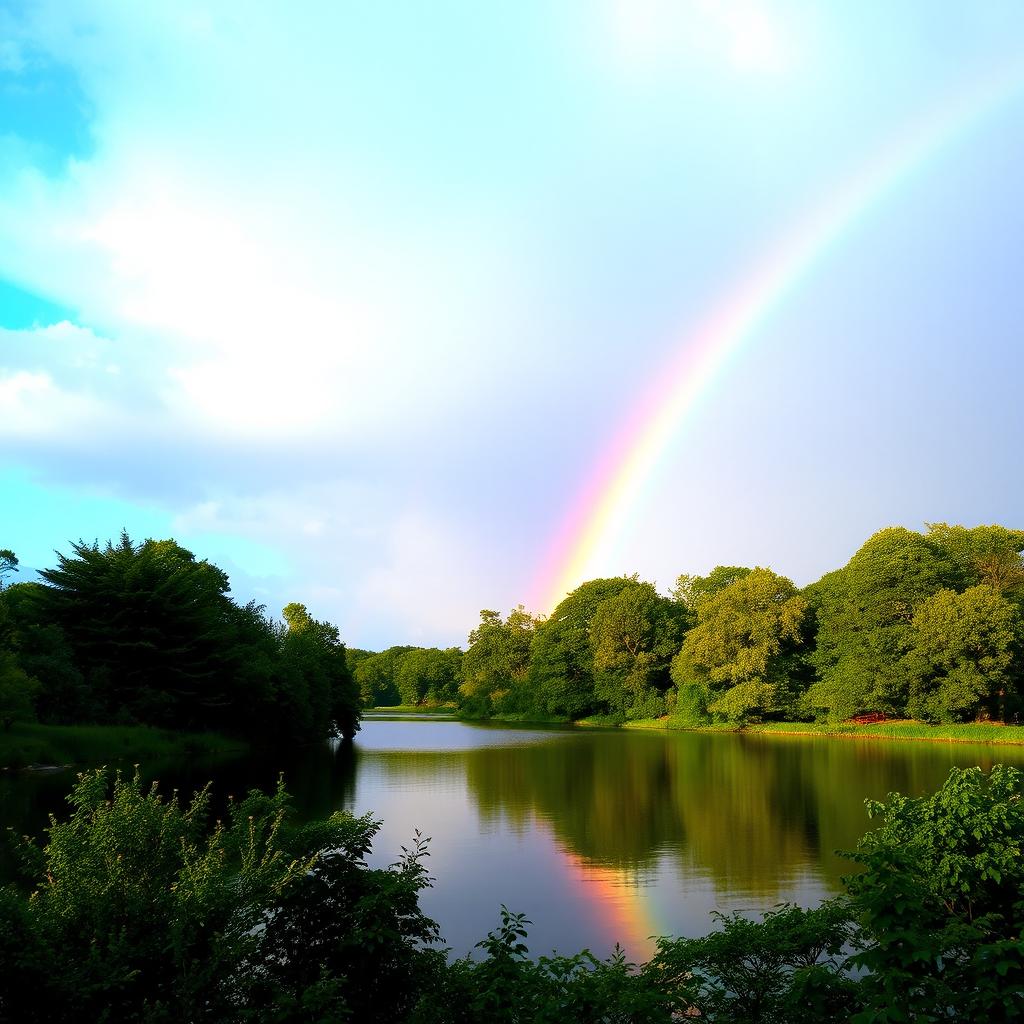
[1,1,1022,648]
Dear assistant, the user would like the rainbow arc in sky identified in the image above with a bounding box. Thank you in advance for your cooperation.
[534,63,1024,614]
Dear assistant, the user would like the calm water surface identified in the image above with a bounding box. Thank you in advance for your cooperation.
[4,718,1023,959]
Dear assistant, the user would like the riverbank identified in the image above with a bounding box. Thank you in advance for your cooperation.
[0,723,249,770]
[363,705,458,715]
[368,706,1024,746]
[623,717,1024,745]
[366,708,1024,749]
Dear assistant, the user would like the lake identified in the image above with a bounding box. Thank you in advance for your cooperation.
[4,716,1023,960]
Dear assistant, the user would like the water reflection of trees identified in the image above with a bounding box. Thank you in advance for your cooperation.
[360,732,1024,897]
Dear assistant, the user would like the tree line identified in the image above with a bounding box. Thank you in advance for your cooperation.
[5,521,1021,736]
[2,763,1021,1021]
[357,523,1024,726]
[0,532,360,742]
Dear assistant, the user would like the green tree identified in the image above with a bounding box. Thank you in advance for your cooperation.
[281,601,361,739]
[6,569,89,727]
[527,578,637,719]
[673,568,807,723]
[927,522,1024,597]
[807,528,957,721]
[0,651,38,730]
[0,582,91,723]
[346,647,375,678]
[0,548,18,588]
[903,585,1019,723]
[590,581,685,720]
[12,533,358,741]
[460,607,538,715]
[355,646,417,707]
[394,648,463,705]
[37,532,238,727]
[671,566,753,614]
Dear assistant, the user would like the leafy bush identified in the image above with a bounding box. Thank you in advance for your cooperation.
[845,764,1024,1021]
[0,770,441,1023]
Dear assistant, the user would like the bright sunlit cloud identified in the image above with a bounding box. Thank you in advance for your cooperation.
[603,0,795,78]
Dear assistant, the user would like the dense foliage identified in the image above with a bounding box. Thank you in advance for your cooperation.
[5,521,1023,736]
[0,534,359,743]
[352,645,462,708]
[2,765,1022,1022]
[358,522,1024,728]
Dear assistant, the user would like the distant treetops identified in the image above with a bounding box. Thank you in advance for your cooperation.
[0,531,359,741]
[356,523,1024,728]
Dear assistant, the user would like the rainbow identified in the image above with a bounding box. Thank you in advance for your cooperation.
[535,63,1024,613]
[545,824,666,959]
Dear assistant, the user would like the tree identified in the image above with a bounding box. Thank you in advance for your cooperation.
[806,528,957,721]
[927,522,1024,597]
[0,548,18,588]
[355,647,417,707]
[528,578,637,719]
[280,601,361,739]
[37,532,237,727]
[671,566,752,614]
[903,585,1019,723]
[460,607,538,715]
[673,568,807,723]
[0,652,37,730]
[9,533,358,741]
[394,648,463,705]
[590,581,685,720]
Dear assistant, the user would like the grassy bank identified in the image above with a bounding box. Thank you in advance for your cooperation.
[472,711,570,724]
[623,716,1024,745]
[364,705,457,715]
[0,723,248,770]
[368,707,1024,746]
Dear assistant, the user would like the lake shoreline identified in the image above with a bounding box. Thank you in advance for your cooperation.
[367,706,1024,746]
[622,718,1024,746]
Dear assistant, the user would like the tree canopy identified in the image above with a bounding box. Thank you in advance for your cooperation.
[673,567,808,723]
[0,534,359,741]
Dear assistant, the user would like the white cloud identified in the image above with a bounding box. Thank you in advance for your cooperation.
[601,0,797,79]
[0,368,106,438]
[0,321,138,440]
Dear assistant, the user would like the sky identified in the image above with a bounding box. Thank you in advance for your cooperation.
[1,1,1023,650]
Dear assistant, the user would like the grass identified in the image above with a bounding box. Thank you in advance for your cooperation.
[623,717,736,733]
[622,716,1024,745]
[364,705,457,715]
[369,706,1024,747]
[575,714,631,728]
[365,706,572,725]
[0,722,248,770]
